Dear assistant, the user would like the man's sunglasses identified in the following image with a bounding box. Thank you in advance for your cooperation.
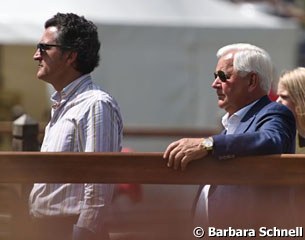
[214,70,230,82]
[36,43,71,53]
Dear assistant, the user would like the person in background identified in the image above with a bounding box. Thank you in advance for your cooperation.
[276,67,305,227]
[29,13,123,240]
[277,67,305,152]
[163,43,296,228]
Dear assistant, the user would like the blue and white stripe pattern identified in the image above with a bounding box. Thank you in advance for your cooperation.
[29,74,123,232]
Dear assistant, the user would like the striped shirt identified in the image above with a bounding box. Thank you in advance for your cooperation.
[29,74,123,233]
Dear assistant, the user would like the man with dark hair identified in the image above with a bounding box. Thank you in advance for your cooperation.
[29,13,123,240]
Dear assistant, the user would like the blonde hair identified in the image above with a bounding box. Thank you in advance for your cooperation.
[279,67,305,132]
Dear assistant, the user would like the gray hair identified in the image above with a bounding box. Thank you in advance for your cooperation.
[217,43,275,93]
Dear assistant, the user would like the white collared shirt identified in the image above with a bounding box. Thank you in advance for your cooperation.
[221,100,258,134]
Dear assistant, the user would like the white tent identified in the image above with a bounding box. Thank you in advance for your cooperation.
[0,0,301,151]
[0,0,299,43]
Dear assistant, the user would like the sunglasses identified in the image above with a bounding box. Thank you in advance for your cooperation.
[214,70,230,82]
[36,43,71,53]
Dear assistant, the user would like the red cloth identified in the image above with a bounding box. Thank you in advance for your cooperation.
[113,147,143,203]
[269,90,278,102]
[115,183,142,203]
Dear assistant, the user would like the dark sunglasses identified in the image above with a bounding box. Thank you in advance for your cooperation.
[36,43,71,53]
[214,70,230,82]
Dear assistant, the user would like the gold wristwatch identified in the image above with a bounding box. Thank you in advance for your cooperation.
[201,137,213,151]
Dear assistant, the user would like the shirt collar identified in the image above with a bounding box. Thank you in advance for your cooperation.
[222,99,259,131]
[51,74,91,108]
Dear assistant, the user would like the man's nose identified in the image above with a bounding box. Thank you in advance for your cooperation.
[211,77,221,88]
[33,48,41,60]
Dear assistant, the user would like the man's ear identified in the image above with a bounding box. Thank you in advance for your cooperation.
[248,72,259,91]
[66,51,78,66]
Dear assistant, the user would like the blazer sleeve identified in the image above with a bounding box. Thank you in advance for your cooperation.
[211,103,296,160]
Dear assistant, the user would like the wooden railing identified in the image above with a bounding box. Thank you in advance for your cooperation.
[2,115,303,185]
[0,121,218,138]
[0,152,303,240]
[1,116,305,240]
[0,152,304,185]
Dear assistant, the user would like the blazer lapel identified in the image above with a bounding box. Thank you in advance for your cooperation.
[234,95,271,134]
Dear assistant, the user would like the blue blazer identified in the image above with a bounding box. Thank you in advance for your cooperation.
[212,95,296,159]
[198,96,297,228]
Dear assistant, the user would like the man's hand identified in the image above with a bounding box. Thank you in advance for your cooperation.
[163,138,208,171]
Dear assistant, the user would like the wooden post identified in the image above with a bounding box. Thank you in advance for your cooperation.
[11,114,39,239]
[12,114,39,151]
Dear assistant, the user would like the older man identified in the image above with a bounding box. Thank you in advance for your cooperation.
[164,43,296,228]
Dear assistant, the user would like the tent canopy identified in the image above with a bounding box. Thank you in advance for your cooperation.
[0,0,298,44]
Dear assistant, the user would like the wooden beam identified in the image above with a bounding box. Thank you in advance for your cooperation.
[0,152,304,185]
[0,121,218,137]
[123,127,218,137]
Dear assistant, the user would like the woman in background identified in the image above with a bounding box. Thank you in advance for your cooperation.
[276,67,305,227]
[277,67,305,152]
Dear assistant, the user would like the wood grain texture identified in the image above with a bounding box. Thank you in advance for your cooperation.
[0,152,304,185]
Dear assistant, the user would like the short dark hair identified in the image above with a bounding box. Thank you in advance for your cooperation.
[45,12,100,74]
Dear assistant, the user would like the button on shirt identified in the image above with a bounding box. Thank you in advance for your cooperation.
[29,74,123,233]
[195,100,258,227]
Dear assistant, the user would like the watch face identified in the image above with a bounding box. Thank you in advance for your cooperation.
[203,138,213,150]
[205,140,213,147]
